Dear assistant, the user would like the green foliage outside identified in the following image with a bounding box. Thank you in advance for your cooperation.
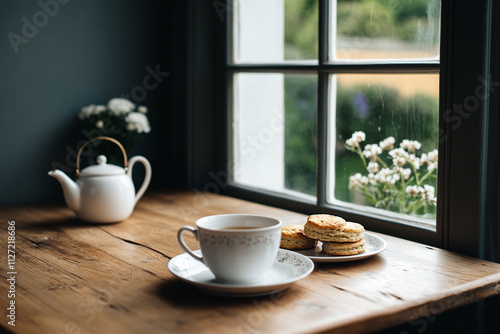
[284,0,440,60]
[336,0,440,43]
[284,79,439,203]
[335,84,439,154]
[282,0,440,217]
[284,0,318,60]
[284,75,317,196]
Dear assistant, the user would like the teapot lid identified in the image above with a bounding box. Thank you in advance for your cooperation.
[79,155,126,177]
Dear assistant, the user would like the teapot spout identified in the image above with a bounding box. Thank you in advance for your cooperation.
[48,170,80,213]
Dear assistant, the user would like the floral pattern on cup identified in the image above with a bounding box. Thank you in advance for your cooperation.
[200,232,279,249]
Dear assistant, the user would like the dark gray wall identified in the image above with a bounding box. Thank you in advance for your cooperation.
[0,0,183,205]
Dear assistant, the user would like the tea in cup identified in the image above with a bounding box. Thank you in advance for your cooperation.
[177,214,282,283]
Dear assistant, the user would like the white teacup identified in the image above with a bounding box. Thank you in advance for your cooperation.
[177,214,282,283]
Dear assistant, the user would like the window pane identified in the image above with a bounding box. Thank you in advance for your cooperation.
[331,0,441,61]
[233,0,318,63]
[328,74,439,224]
[232,73,317,199]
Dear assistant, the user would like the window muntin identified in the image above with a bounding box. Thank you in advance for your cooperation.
[229,0,441,228]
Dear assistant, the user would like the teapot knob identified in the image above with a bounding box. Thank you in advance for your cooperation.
[97,155,107,165]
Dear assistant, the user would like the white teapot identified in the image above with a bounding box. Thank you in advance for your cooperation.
[48,136,152,223]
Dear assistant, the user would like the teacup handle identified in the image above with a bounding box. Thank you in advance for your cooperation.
[177,226,204,263]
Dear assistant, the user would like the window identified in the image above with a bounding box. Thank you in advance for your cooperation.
[187,0,499,257]
[227,0,442,239]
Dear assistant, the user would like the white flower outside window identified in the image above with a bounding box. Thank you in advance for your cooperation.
[346,132,438,216]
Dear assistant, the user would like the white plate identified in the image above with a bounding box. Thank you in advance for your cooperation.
[168,249,314,297]
[289,232,387,262]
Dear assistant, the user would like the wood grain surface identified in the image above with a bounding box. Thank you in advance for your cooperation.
[1,190,499,334]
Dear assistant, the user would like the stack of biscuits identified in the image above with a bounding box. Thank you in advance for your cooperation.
[280,214,366,256]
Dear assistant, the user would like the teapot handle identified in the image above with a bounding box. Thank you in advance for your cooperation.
[127,156,152,204]
[76,136,128,176]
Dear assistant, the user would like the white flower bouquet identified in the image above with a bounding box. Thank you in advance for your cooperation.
[345,131,438,216]
[78,98,151,156]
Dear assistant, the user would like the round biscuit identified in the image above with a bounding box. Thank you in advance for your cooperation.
[340,222,365,233]
[321,239,366,256]
[304,221,364,242]
[280,224,317,250]
[306,214,346,229]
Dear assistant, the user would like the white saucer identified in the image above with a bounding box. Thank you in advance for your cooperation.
[290,232,387,262]
[168,249,314,297]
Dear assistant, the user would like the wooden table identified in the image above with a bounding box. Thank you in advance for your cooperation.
[1,190,500,334]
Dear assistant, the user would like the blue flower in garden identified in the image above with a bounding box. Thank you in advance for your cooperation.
[352,93,369,119]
